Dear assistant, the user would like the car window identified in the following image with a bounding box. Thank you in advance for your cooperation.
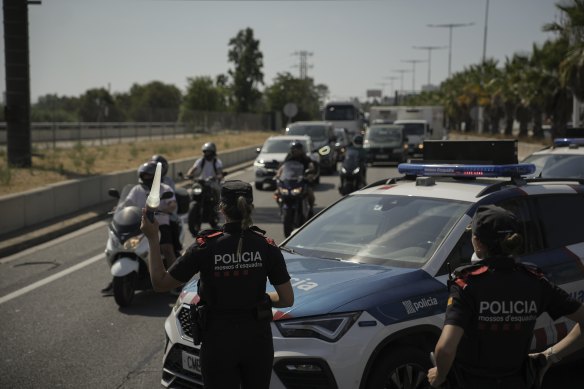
[366,127,402,142]
[401,123,425,136]
[288,125,327,140]
[263,140,293,153]
[439,198,537,276]
[523,154,584,178]
[285,194,468,268]
[534,194,584,248]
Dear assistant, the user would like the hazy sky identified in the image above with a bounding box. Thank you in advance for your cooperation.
[2,0,564,103]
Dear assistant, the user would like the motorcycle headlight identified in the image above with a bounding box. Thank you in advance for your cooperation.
[352,167,360,174]
[193,186,203,195]
[291,187,303,195]
[123,234,145,250]
[279,188,290,196]
[318,145,331,156]
[276,312,361,342]
[341,167,347,174]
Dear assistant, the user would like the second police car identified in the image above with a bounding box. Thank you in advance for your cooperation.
[161,140,584,389]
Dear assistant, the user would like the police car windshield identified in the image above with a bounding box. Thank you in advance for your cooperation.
[284,194,468,268]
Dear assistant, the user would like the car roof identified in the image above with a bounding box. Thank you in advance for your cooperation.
[267,134,311,141]
[393,119,426,124]
[288,121,332,126]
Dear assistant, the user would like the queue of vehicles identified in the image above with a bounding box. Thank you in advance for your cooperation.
[161,139,584,388]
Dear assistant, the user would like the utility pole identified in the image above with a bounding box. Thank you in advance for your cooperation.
[3,0,41,167]
[393,69,411,100]
[413,45,447,87]
[401,59,426,93]
[384,76,399,101]
[427,22,475,77]
[292,50,314,79]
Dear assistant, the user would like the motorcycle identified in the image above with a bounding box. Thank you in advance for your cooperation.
[339,147,366,195]
[274,160,313,237]
[180,174,221,237]
[105,185,188,307]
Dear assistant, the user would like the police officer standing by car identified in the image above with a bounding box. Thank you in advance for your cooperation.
[428,205,584,389]
[140,180,294,389]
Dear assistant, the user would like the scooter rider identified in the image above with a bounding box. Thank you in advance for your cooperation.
[101,161,177,295]
[428,205,584,389]
[141,180,294,389]
[274,140,316,211]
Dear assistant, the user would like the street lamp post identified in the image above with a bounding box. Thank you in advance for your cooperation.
[384,76,399,101]
[413,45,447,87]
[427,22,475,77]
[393,69,411,96]
[401,59,426,93]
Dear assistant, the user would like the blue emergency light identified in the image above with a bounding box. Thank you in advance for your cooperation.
[553,138,584,147]
[398,163,536,178]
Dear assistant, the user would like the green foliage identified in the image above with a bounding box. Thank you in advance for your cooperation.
[125,81,182,122]
[78,88,124,122]
[227,27,264,113]
[264,72,322,121]
[180,76,227,119]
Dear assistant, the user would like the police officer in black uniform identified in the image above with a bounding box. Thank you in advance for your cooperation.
[141,180,294,389]
[428,205,584,389]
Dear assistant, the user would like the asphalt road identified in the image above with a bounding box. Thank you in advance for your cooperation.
[0,163,582,388]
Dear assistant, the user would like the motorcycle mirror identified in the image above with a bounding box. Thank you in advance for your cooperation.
[108,188,121,199]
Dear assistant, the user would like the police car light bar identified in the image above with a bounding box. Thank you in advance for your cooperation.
[398,163,536,178]
[553,138,584,147]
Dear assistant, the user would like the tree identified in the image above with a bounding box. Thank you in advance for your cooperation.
[78,88,118,122]
[32,94,81,122]
[125,81,182,122]
[227,27,264,113]
[264,73,323,121]
[180,76,228,123]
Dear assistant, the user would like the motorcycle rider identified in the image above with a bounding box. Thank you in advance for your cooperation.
[274,140,316,212]
[186,142,224,185]
[346,134,367,186]
[101,161,178,296]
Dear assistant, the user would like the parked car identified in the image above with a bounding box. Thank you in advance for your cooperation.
[334,127,351,161]
[364,123,408,164]
[521,138,584,178]
[160,140,584,389]
[285,121,338,174]
[253,135,320,190]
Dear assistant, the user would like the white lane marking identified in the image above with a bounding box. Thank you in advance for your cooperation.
[0,221,108,265]
[0,253,104,305]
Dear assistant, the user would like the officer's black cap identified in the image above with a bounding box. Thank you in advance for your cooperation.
[221,180,253,206]
[471,205,519,243]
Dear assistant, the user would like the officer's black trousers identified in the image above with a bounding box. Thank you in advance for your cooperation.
[200,315,273,389]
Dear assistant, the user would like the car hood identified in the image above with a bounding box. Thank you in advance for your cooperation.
[178,252,448,326]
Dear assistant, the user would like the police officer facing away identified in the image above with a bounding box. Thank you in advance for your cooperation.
[141,180,294,389]
[428,205,584,389]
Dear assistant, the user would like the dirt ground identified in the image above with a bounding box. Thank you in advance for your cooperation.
[0,131,271,197]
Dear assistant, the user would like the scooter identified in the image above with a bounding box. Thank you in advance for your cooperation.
[338,147,366,195]
[274,160,312,237]
[180,174,221,237]
[105,186,187,307]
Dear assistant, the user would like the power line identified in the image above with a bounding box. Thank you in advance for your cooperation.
[291,51,314,79]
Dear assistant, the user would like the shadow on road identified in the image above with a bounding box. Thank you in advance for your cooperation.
[118,290,176,317]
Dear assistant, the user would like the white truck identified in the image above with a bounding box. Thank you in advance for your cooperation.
[392,105,447,157]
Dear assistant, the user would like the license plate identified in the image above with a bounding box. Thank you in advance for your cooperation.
[182,351,202,374]
[375,154,388,159]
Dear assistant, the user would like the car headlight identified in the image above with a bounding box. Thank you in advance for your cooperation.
[275,312,361,342]
[254,159,266,168]
[417,143,424,150]
[123,234,144,250]
[318,146,331,156]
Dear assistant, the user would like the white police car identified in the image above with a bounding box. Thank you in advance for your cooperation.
[161,140,584,389]
[522,138,584,178]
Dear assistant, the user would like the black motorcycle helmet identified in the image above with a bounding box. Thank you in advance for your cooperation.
[290,140,305,153]
[352,135,364,146]
[202,142,217,158]
[150,155,169,177]
[137,161,158,188]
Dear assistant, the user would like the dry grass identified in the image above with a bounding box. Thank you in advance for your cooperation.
[0,131,272,197]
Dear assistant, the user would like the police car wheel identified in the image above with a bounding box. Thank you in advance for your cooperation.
[365,347,431,389]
